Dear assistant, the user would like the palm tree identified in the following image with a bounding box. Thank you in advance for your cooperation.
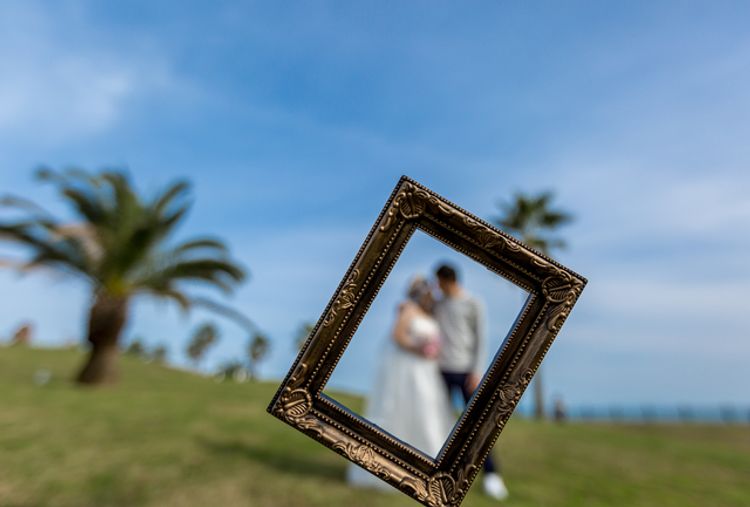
[216,360,247,382]
[0,168,247,385]
[186,322,219,368]
[247,332,270,380]
[151,343,168,364]
[493,191,573,420]
[125,338,147,358]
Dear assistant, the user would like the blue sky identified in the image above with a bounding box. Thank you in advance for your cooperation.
[1,1,749,408]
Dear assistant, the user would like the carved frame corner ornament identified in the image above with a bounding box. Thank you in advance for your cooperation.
[268,176,587,507]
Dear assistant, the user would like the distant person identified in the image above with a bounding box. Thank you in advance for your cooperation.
[553,396,567,423]
[11,322,33,346]
[434,263,508,501]
[348,276,454,490]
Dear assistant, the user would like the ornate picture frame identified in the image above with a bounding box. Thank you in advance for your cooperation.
[267,176,587,507]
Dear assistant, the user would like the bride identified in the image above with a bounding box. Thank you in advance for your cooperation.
[347,276,455,489]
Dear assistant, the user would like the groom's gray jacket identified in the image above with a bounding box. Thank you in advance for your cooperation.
[434,293,486,375]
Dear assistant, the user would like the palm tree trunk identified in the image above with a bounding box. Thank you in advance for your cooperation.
[533,368,546,420]
[75,293,129,385]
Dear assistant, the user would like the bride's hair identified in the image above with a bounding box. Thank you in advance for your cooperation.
[407,276,432,303]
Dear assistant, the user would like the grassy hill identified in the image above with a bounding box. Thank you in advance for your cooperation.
[1,346,748,507]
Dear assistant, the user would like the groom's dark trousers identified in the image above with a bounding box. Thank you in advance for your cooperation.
[440,371,499,474]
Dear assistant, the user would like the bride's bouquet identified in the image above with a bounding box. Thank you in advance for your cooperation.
[416,332,441,359]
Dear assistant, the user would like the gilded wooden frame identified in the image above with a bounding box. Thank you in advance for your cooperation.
[268,176,587,507]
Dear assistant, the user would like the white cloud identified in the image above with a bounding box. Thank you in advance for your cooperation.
[557,164,750,249]
[0,1,177,146]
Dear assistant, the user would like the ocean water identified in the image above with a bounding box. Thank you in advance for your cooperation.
[512,404,750,424]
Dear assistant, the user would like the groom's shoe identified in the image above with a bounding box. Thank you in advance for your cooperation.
[483,473,509,500]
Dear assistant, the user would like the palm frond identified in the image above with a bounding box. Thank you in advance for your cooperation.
[0,195,55,218]
[171,238,229,256]
[0,221,90,276]
[152,180,190,215]
[145,288,193,313]
[539,210,573,228]
[493,191,573,256]
[35,167,65,183]
[101,171,137,212]
[133,253,245,294]
[61,187,108,227]
[190,296,257,333]
[158,203,191,236]
[160,259,245,283]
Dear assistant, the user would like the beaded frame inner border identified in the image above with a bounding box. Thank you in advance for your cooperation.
[268,176,587,507]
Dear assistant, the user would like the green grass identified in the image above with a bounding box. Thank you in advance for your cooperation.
[0,346,748,507]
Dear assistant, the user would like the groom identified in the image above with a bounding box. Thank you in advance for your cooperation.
[433,263,509,501]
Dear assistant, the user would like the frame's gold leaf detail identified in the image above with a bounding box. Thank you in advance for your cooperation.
[494,370,534,430]
[332,441,393,480]
[322,269,361,327]
[268,176,587,506]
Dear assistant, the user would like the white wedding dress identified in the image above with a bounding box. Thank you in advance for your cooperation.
[347,314,455,490]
